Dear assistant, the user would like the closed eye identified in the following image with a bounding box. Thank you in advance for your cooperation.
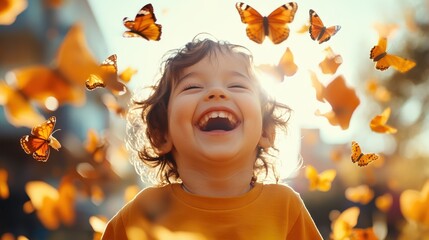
[182,84,202,91]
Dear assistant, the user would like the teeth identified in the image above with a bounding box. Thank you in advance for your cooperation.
[198,111,238,129]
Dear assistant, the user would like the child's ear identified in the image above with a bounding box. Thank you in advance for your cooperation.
[156,135,173,155]
[258,122,275,149]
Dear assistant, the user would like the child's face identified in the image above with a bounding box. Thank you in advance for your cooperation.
[164,50,269,166]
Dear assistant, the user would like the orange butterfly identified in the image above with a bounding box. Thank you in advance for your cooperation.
[20,116,61,162]
[86,54,127,95]
[330,207,360,240]
[305,165,336,192]
[400,180,429,227]
[375,193,393,213]
[256,47,298,81]
[370,107,397,134]
[235,2,298,44]
[312,74,360,130]
[370,37,416,73]
[309,9,341,44]
[319,47,343,74]
[345,185,374,205]
[350,141,379,167]
[25,179,76,230]
[2,24,100,127]
[123,4,162,41]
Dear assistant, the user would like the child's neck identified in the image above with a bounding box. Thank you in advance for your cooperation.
[179,166,254,197]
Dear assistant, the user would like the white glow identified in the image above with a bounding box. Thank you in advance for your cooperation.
[44,96,59,111]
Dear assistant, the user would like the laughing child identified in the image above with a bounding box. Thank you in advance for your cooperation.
[101,37,322,239]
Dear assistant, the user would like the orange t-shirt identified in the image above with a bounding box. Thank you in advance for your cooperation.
[101,183,322,240]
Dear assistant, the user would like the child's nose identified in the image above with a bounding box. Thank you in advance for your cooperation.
[205,87,228,101]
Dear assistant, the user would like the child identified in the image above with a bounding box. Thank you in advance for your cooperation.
[102,37,322,239]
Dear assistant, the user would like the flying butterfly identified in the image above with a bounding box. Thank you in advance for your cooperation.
[350,141,379,167]
[309,9,341,44]
[235,2,298,44]
[123,3,162,41]
[305,165,336,192]
[85,54,127,95]
[20,116,61,162]
[370,37,416,73]
[2,24,100,128]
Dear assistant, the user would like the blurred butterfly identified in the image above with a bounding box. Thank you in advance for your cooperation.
[309,9,341,44]
[85,54,127,95]
[370,37,416,73]
[312,74,360,130]
[25,179,76,230]
[235,2,298,44]
[330,207,360,240]
[375,193,393,213]
[366,78,391,103]
[20,116,61,162]
[350,141,379,167]
[123,3,162,41]
[256,47,298,81]
[370,107,397,134]
[319,47,343,74]
[84,129,107,163]
[0,81,45,128]
[2,24,100,127]
[400,180,429,226]
[351,228,379,240]
[305,165,336,192]
[345,185,374,205]
[0,168,9,199]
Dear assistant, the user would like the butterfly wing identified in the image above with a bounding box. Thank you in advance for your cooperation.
[350,141,362,164]
[309,9,324,41]
[384,54,416,73]
[266,2,298,44]
[56,24,101,87]
[123,4,162,41]
[357,154,379,167]
[86,54,126,94]
[309,9,340,44]
[370,37,389,70]
[235,2,265,44]
[318,169,336,192]
[305,165,319,191]
[278,47,298,77]
[0,81,45,128]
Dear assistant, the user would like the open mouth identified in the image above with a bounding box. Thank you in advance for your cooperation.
[197,111,239,132]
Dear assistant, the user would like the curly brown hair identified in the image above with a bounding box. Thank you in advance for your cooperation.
[127,37,291,185]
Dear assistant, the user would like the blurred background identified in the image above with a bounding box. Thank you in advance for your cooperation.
[1,0,429,239]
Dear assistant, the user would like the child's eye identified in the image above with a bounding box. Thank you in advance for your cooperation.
[182,84,202,91]
[229,84,248,89]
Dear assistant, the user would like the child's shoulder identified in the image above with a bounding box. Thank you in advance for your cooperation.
[261,183,302,202]
[132,184,173,202]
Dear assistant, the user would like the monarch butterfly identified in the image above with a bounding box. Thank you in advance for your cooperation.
[370,37,416,73]
[85,54,127,95]
[350,141,379,167]
[235,2,298,44]
[20,116,61,162]
[123,4,162,41]
[309,9,341,44]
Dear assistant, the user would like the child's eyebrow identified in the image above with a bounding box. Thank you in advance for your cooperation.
[178,70,250,83]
